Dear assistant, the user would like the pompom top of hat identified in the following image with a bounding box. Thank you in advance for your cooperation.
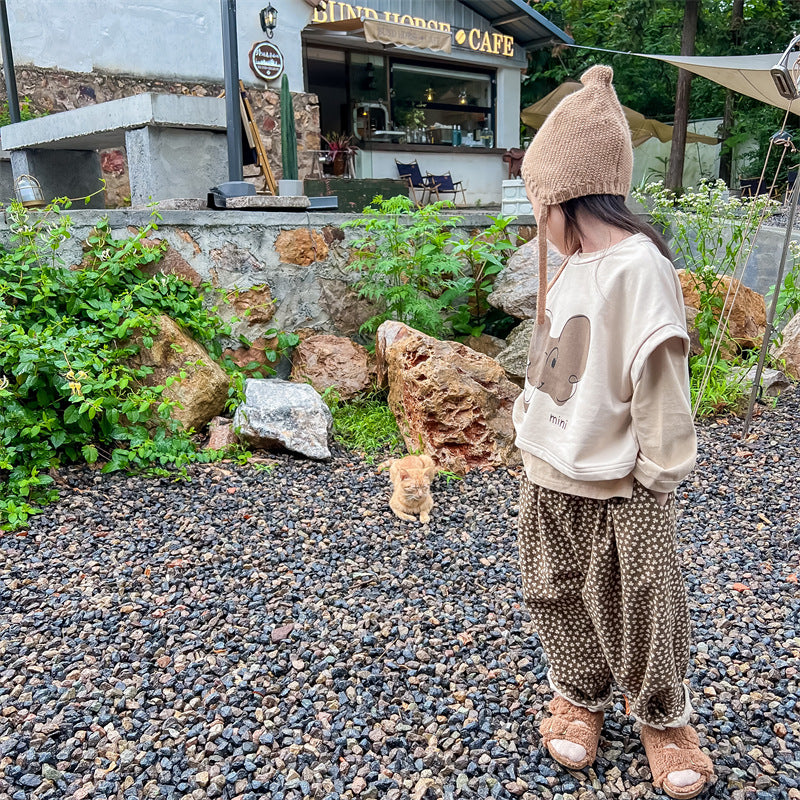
[581,65,613,86]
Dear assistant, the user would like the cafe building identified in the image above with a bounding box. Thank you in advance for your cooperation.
[275,0,572,204]
[1,0,570,206]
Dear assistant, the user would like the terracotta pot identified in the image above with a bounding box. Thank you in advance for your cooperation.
[331,152,347,176]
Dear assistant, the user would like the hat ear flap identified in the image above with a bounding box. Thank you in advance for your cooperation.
[537,204,549,326]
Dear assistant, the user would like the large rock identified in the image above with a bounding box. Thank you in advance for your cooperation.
[275,229,329,266]
[774,311,800,379]
[379,323,521,474]
[730,365,790,397]
[684,306,703,357]
[233,379,332,459]
[678,270,766,350]
[375,320,415,388]
[496,320,536,386]
[129,314,229,431]
[487,237,564,320]
[463,333,507,359]
[290,334,374,399]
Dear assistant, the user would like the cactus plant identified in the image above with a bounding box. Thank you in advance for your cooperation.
[280,74,299,181]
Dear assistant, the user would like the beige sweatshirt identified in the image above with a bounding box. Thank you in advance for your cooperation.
[512,233,696,500]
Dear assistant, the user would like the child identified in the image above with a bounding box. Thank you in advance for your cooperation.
[513,65,714,800]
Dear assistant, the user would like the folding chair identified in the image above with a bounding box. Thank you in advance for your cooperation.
[785,168,798,204]
[395,160,433,207]
[739,176,769,198]
[426,172,467,206]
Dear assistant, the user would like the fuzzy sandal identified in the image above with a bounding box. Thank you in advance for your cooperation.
[641,725,714,799]
[540,695,604,770]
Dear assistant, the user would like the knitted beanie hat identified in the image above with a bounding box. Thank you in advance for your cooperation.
[521,65,633,323]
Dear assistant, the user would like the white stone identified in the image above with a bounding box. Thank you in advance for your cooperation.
[233,378,332,460]
[487,237,564,320]
[496,319,536,384]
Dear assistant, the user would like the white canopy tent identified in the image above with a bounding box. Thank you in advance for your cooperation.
[569,44,800,113]
[637,50,800,113]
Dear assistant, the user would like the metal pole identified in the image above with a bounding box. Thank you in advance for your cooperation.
[742,174,800,437]
[221,0,243,182]
[0,0,20,123]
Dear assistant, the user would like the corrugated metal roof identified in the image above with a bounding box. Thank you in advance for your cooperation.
[457,0,573,49]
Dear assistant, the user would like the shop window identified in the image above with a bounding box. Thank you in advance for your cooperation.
[349,53,391,142]
[304,46,496,148]
[391,63,494,147]
[306,47,348,135]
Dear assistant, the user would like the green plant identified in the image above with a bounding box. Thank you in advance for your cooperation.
[437,469,462,484]
[322,387,404,460]
[0,198,292,528]
[0,97,42,127]
[397,106,426,129]
[322,131,356,154]
[344,195,472,339]
[280,74,299,181]
[766,240,800,342]
[634,179,776,355]
[688,355,749,417]
[634,179,781,416]
[451,214,516,337]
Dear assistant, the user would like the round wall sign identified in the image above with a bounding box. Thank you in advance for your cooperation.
[249,41,284,82]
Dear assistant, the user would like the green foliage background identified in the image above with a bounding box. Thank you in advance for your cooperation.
[525,1,800,182]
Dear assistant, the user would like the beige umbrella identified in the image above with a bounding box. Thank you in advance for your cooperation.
[521,81,718,146]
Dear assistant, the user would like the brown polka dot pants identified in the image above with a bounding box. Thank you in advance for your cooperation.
[517,477,692,729]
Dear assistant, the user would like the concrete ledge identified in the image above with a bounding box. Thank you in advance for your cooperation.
[3,207,536,228]
[1,93,226,151]
[225,195,310,210]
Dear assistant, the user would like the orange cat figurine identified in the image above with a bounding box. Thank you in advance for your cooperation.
[378,454,436,523]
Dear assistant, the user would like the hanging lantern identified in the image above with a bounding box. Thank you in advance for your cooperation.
[260,4,278,38]
[459,90,468,105]
[424,87,434,102]
[14,174,46,208]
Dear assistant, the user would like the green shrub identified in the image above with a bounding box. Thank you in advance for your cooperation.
[635,179,776,355]
[0,97,42,127]
[345,196,518,342]
[767,240,800,341]
[322,387,403,460]
[451,214,517,338]
[344,195,472,339]
[0,199,290,528]
[634,179,780,416]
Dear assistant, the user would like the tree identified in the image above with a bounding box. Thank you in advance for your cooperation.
[717,0,744,186]
[665,0,700,190]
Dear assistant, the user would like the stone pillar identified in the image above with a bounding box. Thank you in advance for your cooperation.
[0,150,14,205]
[10,148,104,208]
[125,126,229,206]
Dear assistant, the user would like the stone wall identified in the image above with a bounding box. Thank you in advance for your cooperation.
[0,66,320,207]
[0,208,535,370]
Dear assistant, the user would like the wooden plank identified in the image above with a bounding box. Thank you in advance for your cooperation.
[239,81,277,196]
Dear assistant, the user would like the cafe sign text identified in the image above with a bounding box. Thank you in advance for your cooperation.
[312,2,516,58]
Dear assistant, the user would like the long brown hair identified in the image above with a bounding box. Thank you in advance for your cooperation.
[558,194,672,260]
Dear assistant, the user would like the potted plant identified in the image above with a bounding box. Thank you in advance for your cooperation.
[278,75,303,197]
[322,131,356,177]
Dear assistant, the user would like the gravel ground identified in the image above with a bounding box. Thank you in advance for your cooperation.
[1,390,800,800]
